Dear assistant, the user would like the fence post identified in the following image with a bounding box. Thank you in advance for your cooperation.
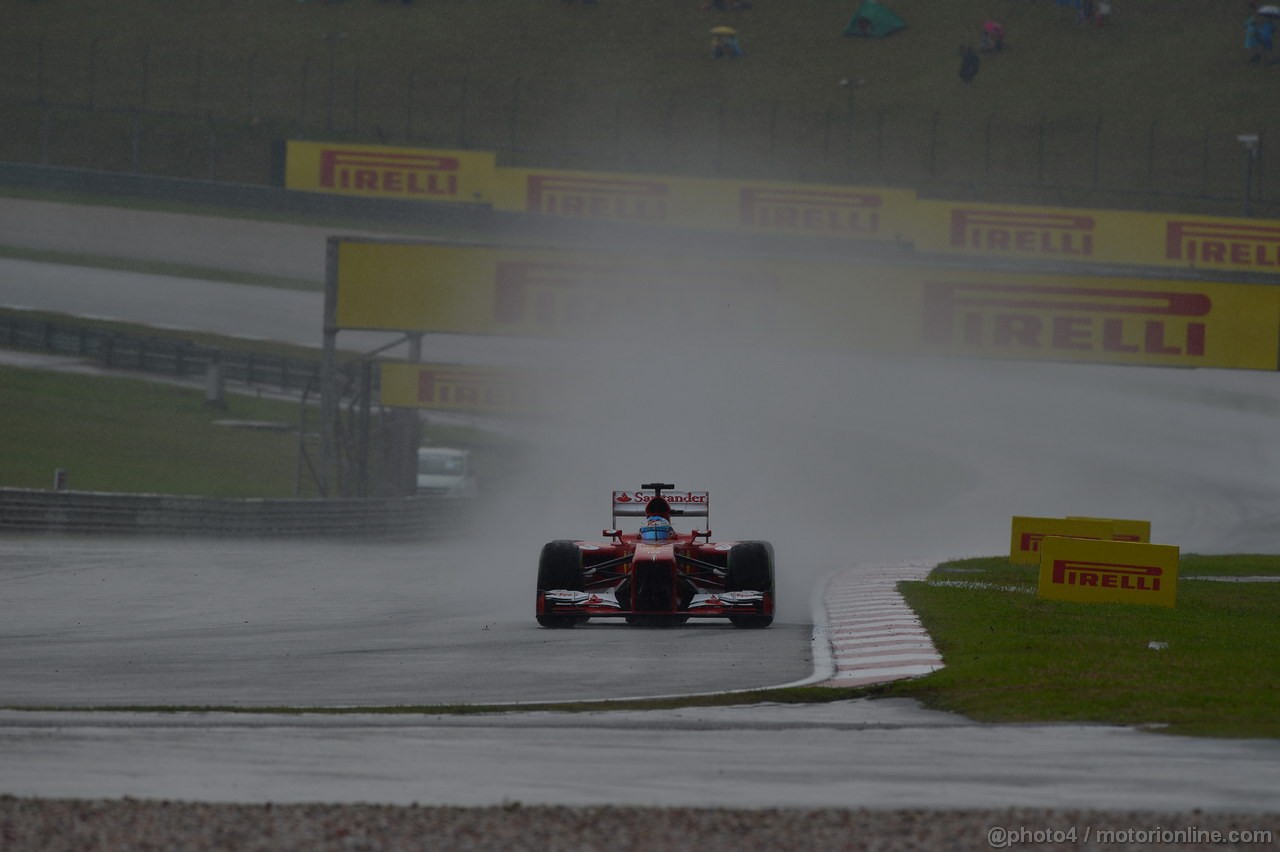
[1147,119,1157,191]
[36,34,46,103]
[207,112,218,180]
[405,69,417,140]
[39,105,51,166]
[875,109,885,178]
[194,44,204,106]
[716,99,725,174]
[984,113,994,180]
[298,57,311,133]
[612,89,623,168]
[1202,125,1210,198]
[928,111,939,183]
[1093,117,1103,189]
[845,83,855,167]
[130,109,141,172]
[1037,115,1046,187]
[352,65,361,133]
[509,77,522,153]
[458,75,470,147]
[768,101,778,165]
[89,38,99,108]
[248,52,258,118]
[141,44,151,107]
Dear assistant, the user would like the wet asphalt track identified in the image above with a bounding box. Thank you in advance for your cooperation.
[4,199,1280,810]
[0,537,814,708]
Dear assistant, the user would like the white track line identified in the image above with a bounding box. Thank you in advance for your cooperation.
[819,563,944,687]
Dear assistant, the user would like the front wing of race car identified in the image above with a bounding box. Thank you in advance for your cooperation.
[540,588,769,618]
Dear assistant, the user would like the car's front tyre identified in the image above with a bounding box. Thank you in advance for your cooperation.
[726,540,775,628]
[536,540,584,629]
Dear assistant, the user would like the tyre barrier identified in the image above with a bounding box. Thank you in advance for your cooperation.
[0,487,471,539]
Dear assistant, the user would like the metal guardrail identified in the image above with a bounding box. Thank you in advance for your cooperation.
[0,487,471,538]
[0,311,325,397]
[0,160,493,228]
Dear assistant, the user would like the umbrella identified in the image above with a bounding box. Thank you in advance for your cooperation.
[1260,4,1280,17]
[710,26,737,35]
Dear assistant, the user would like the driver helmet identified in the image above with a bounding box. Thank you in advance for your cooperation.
[640,515,674,541]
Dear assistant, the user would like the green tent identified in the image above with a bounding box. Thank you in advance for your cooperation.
[842,1,906,38]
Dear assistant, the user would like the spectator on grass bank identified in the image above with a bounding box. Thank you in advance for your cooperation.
[959,45,980,84]
[980,20,1005,52]
[1095,1,1111,25]
[711,27,744,58]
[1246,13,1275,63]
[1079,0,1095,24]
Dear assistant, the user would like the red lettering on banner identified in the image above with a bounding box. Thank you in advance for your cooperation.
[1166,220,1280,267]
[1102,318,1139,353]
[1020,531,1109,553]
[526,175,668,221]
[739,188,882,236]
[491,261,778,332]
[318,148,462,197]
[1052,316,1092,350]
[1051,560,1163,592]
[950,208,1096,256]
[415,368,534,411]
[921,282,1211,360]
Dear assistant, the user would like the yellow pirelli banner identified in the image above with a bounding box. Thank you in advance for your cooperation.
[331,240,1280,369]
[493,166,915,242]
[1009,517,1117,566]
[1038,537,1178,607]
[1067,517,1151,543]
[915,199,1280,275]
[284,141,496,203]
[379,363,538,412]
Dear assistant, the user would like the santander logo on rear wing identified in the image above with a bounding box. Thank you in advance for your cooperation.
[612,490,710,517]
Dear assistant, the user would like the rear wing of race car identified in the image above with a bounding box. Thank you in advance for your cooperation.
[611,482,709,526]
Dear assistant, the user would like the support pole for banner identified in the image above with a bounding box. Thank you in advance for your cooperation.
[1239,134,1260,218]
[318,237,341,498]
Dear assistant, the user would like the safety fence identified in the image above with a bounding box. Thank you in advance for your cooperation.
[0,487,471,538]
[0,311,326,397]
[0,34,1275,217]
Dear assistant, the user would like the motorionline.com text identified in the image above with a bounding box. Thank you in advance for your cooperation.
[987,824,1273,848]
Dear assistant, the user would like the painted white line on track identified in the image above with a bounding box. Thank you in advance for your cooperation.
[818,563,944,687]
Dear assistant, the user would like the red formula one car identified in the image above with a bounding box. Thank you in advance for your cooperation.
[535,482,776,628]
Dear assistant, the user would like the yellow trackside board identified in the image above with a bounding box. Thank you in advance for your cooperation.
[285,140,496,203]
[1066,516,1152,543]
[1038,537,1178,607]
[378,363,537,413]
[1009,516,1116,565]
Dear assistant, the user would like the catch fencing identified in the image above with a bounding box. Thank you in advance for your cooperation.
[0,35,1275,217]
[0,487,470,538]
[0,311,325,398]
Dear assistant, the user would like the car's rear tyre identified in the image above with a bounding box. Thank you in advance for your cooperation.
[536,540,584,629]
[726,540,775,629]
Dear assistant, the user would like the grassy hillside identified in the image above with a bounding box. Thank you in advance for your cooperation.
[1,1,1277,212]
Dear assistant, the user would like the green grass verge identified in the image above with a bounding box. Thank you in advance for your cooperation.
[0,344,525,496]
[0,364,318,498]
[891,556,1280,738]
